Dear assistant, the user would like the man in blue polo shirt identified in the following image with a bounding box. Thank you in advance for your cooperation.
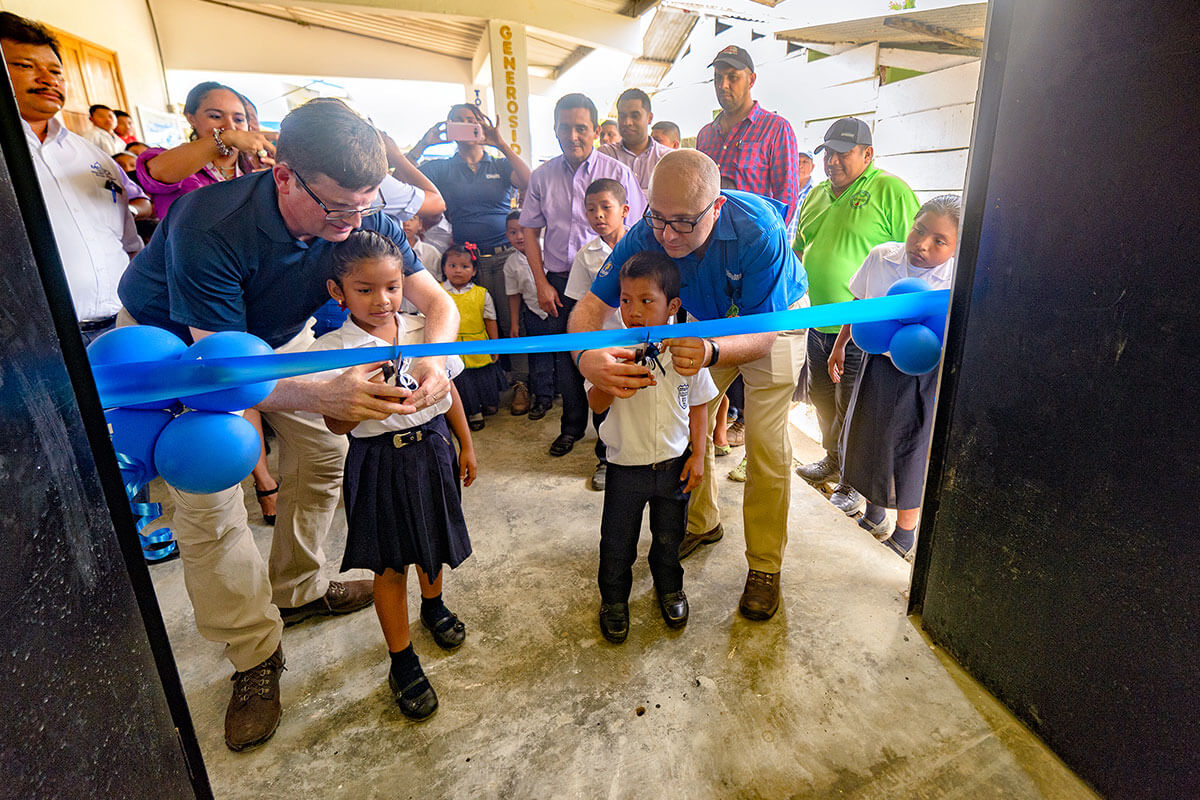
[571,149,808,621]
[118,98,458,752]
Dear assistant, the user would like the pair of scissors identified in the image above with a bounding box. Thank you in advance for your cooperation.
[380,329,419,390]
[631,341,666,375]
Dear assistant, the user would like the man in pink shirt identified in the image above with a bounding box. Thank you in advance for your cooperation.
[519,93,645,457]
[599,88,672,194]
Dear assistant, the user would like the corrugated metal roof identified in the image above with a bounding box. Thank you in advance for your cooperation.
[776,3,987,48]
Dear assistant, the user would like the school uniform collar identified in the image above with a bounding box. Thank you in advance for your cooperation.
[583,236,613,254]
[442,279,476,294]
[336,311,410,347]
[251,172,297,244]
[880,241,908,267]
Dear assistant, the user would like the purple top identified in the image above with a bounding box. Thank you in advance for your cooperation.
[136,147,242,219]
[518,149,646,273]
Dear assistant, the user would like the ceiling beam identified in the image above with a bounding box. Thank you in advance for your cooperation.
[230,0,644,55]
[882,15,983,55]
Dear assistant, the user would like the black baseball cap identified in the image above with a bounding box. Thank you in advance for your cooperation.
[814,117,872,154]
[709,45,754,72]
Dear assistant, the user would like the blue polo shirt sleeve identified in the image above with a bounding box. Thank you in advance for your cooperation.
[363,210,423,274]
[165,225,249,333]
[590,220,658,307]
[734,216,804,316]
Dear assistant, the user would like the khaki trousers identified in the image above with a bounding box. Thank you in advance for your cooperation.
[120,312,348,670]
[687,299,808,574]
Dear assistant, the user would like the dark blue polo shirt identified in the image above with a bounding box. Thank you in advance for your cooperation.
[118,170,421,348]
[420,152,515,251]
[592,189,808,321]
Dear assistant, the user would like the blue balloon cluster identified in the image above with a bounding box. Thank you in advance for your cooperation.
[89,326,273,494]
[850,277,948,376]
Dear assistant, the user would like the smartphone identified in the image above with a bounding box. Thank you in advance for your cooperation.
[445,121,483,142]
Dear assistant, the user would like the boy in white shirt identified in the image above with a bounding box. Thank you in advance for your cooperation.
[586,251,717,644]
[567,179,629,490]
[503,211,544,417]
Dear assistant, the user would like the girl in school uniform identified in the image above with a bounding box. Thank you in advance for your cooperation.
[828,194,961,561]
[313,231,477,721]
[442,244,507,430]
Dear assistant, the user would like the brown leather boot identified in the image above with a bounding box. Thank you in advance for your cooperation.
[279,580,374,626]
[738,570,781,620]
[225,646,285,751]
[678,524,724,560]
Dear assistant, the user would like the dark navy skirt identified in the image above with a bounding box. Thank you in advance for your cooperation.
[840,353,939,509]
[453,361,507,416]
[341,415,472,577]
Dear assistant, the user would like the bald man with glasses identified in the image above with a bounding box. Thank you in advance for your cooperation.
[571,149,808,622]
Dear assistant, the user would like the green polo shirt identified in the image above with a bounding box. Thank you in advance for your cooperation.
[793,162,920,332]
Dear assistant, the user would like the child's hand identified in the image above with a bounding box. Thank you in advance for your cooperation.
[680,451,705,493]
[828,346,846,384]
[509,326,520,339]
[460,446,477,487]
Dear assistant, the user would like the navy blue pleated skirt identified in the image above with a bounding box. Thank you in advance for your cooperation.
[341,415,472,577]
[454,361,507,416]
[840,353,939,509]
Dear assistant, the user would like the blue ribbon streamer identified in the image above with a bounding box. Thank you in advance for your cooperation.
[115,452,177,562]
[93,290,949,409]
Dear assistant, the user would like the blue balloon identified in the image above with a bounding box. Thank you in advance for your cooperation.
[88,325,186,409]
[154,411,260,494]
[886,277,935,323]
[851,318,903,355]
[106,407,174,479]
[922,308,949,343]
[888,324,943,376]
[179,332,277,412]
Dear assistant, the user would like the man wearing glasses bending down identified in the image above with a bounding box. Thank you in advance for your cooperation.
[118,98,458,752]
[571,149,808,622]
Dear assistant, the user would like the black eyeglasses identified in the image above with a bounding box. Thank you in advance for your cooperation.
[643,197,717,234]
[292,169,385,222]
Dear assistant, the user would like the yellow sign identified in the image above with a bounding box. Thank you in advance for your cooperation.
[488,20,531,158]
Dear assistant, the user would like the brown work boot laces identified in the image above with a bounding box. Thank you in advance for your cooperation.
[747,570,774,588]
[231,658,284,703]
[326,581,348,605]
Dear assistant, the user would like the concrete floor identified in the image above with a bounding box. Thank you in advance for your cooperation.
[148,404,1098,800]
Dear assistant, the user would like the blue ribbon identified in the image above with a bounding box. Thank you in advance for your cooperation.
[93,290,949,409]
[114,452,177,562]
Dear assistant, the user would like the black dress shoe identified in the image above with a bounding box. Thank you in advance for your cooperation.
[388,670,438,721]
[657,590,689,629]
[549,433,577,457]
[598,602,629,643]
[528,402,552,421]
[421,608,466,650]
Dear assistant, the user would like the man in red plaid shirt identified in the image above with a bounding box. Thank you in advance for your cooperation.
[696,45,801,230]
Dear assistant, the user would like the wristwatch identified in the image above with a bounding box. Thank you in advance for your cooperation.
[705,338,720,367]
[212,127,232,157]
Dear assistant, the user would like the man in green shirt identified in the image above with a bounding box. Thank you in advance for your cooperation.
[792,118,920,514]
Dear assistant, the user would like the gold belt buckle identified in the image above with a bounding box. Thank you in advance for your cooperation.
[392,430,425,448]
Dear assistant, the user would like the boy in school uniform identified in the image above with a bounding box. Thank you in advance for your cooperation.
[503,211,546,417]
[586,251,717,644]
[566,178,630,491]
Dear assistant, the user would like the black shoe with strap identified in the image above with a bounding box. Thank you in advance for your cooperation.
[421,607,467,650]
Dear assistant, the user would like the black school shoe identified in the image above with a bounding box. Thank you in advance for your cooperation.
[421,608,467,650]
[549,433,577,457]
[657,590,689,629]
[528,402,552,421]
[389,666,438,721]
[598,602,629,643]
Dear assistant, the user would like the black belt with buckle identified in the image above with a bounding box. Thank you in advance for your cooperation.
[79,315,117,332]
[650,450,690,471]
[474,245,512,258]
[392,429,427,448]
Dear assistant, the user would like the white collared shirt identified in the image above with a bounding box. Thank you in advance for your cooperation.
[593,350,718,466]
[849,241,956,300]
[599,138,672,193]
[84,125,124,156]
[307,313,464,438]
[566,235,623,329]
[503,251,546,320]
[24,117,143,320]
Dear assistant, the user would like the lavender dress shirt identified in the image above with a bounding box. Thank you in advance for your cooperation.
[518,149,645,274]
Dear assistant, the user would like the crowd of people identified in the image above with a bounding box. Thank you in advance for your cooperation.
[3,14,961,751]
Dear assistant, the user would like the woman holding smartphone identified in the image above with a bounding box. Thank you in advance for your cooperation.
[409,105,533,412]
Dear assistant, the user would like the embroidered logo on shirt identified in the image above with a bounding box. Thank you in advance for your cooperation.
[677,383,689,411]
[597,258,613,278]
[850,190,871,209]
